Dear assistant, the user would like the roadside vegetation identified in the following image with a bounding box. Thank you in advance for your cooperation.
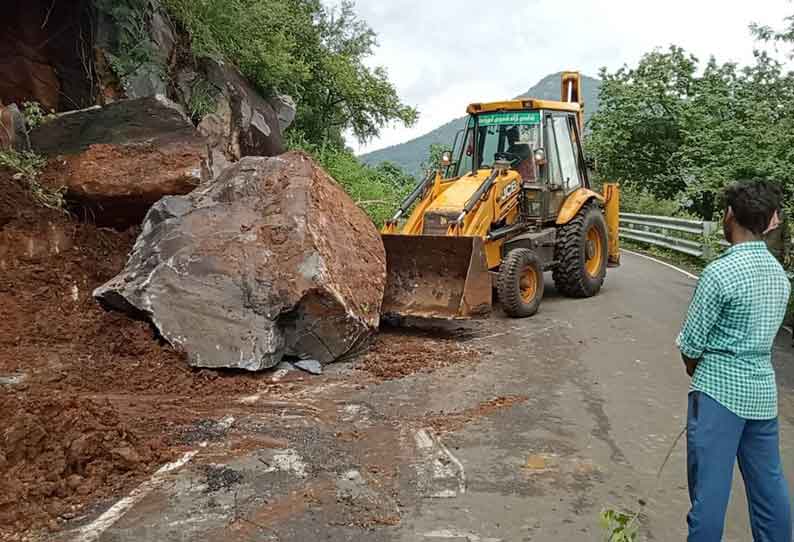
[161,0,419,226]
[587,11,794,332]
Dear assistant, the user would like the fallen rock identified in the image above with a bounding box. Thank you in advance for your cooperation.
[198,59,285,167]
[294,360,323,376]
[94,152,386,371]
[31,96,211,228]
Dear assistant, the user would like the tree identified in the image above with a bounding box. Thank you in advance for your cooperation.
[587,46,697,201]
[294,1,417,147]
[588,44,794,220]
[165,0,417,149]
[751,12,794,59]
[420,143,446,174]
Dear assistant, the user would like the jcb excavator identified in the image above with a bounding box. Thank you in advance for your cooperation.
[381,72,620,319]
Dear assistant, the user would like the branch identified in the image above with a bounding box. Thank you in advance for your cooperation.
[41,0,57,30]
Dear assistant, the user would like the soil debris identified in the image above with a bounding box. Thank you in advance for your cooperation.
[0,393,167,532]
[355,328,480,380]
[424,395,529,434]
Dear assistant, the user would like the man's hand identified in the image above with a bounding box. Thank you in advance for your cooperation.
[682,354,699,378]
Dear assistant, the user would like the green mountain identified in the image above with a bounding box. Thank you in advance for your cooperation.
[360,72,601,177]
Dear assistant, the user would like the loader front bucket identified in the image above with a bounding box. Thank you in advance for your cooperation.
[381,234,492,319]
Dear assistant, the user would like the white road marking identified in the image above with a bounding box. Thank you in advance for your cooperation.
[414,428,434,450]
[624,249,793,338]
[72,449,200,542]
[413,429,467,497]
[622,249,699,280]
[432,433,466,495]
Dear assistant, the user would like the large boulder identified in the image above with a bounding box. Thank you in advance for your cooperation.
[94,152,386,371]
[31,96,211,228]
[195,59,286,176]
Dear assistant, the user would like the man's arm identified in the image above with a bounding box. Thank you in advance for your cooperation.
[677,267,725,378]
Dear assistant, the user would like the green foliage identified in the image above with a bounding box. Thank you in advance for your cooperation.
[164,0,416,147]
[21,102,55,131]
[600,508,639,542]
[421,143,446,174]
[589,43,794,220]
[619,185,685,217]
[286,132,412,226]
[0,150,65,211]
[94,0,162,89]
[751,13,794,59]
[186,77,219,123]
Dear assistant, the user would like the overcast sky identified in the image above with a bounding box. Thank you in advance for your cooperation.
[334,0,793,155]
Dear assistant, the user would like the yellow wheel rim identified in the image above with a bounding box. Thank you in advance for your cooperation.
[520,267,538,303]
[585,226,604,277]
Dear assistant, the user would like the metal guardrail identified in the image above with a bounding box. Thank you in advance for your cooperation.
[619,213,719,259]
[620,213,792,273]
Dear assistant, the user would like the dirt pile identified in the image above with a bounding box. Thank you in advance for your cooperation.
[0,168,271,396]
[355,328,480,380]
[0,394,166,531]
[0,168,273,534]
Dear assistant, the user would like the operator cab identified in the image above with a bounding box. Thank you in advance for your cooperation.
[445,108,589,191]
[443,106,590,222]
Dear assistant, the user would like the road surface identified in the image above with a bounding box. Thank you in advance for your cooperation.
[61,252,794,542]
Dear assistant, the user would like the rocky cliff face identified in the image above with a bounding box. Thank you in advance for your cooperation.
[0,0,296,161]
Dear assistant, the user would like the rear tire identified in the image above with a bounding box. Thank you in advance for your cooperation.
[497,249,544,318]
[553,203,608,297]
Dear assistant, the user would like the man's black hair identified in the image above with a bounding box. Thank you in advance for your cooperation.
[723,180,783,235]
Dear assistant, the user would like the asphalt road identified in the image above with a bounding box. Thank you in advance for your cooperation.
[61,251,794,542]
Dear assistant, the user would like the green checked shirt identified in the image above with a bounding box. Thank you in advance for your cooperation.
[677,241,791,420]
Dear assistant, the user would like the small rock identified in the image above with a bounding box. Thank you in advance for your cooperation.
[112,446,142,468]
[294,359,323,375]
[0,373,27,386]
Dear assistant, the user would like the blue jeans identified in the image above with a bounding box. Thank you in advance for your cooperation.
[687,391,792,541]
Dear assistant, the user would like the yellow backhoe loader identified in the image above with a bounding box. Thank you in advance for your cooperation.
[381,71,620,319]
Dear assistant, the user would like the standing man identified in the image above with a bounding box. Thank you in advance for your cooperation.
[678,180,792,541]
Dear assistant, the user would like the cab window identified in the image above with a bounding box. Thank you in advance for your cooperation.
[551,116,582,191]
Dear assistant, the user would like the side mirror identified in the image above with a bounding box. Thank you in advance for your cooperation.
[441,151,452,167]
[533,148,547,165]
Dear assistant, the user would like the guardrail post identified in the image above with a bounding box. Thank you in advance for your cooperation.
[701,221,718,261]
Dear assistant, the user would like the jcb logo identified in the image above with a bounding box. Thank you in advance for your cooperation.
[500,181,519,202]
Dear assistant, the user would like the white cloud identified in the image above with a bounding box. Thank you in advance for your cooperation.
[340,0,793,155]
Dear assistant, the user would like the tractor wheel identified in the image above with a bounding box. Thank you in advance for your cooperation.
[553,203,608,298]
[497,249,544,318]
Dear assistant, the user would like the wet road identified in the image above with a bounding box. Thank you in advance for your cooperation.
[61,252,794,542]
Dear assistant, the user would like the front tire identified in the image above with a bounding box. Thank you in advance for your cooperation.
[497,249,544,318]
[553,203,608,297]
